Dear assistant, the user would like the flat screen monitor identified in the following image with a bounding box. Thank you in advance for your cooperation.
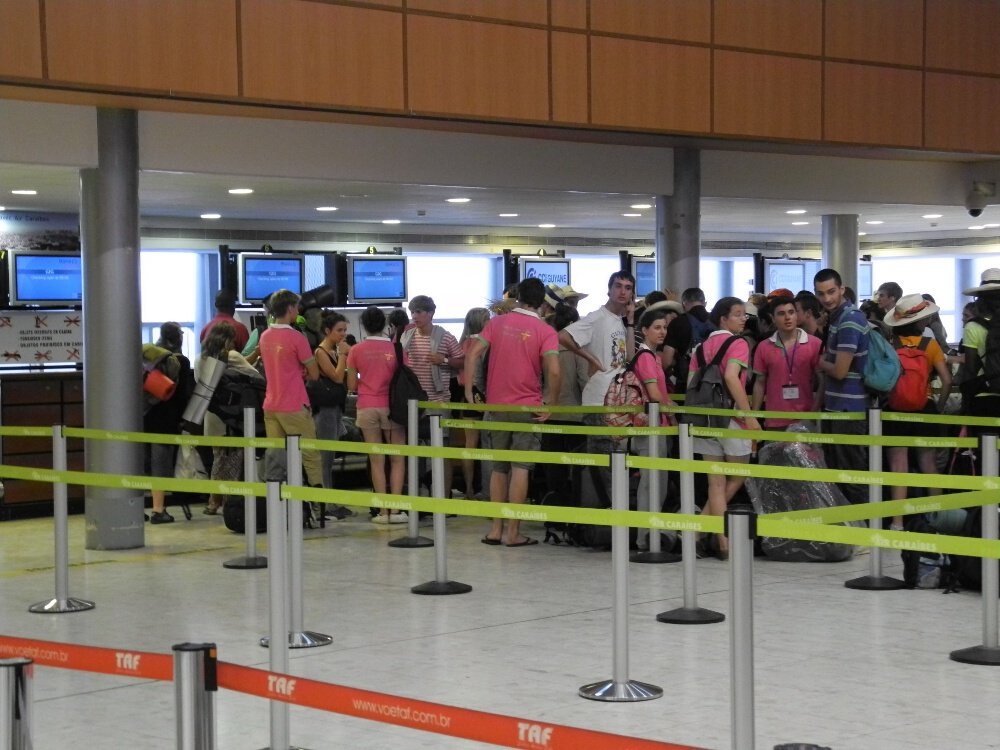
[346,255,408,304]
[518,257,570,287]
[239,253,303,303]
[8,251,83,307]
[858,262,873,299]
[632,257,656,297]
[763,260,805,296]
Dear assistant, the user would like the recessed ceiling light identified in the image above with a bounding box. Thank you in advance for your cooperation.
[786,209,806,215]
[200,213,221,220]
[922,213,943,219]
[0,206,5,211]
[228,188,253,195]
[865,220,884,225]
[498,213,518,218]
[858,232,867,236]
[969,225,985,230]
[11,189,36,195]
[382,219,401,225]
[622,213,642,217]
[315,206,338,212]
[445,197,470,204]
[630,203,652,210]
[984,223,1000,228]
[791,221,809,226]
[538,223,555,228]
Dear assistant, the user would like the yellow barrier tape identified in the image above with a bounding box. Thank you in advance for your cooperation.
[882,411,1000,428]
[63,427,283,450]
[758,517,1000,560]
[0,426,53,438]
[299,438,610,467]
[440,419,679,438]
[689,426,977,449]
[768,489,998,525]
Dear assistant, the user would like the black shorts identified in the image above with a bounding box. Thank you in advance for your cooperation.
[882,401,941,439]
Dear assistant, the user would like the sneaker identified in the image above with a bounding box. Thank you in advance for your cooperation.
[389,512,408,524]
[371,514,390,525]
[330,505,354,520]
[451,489,465,498]
[149,511,174,525]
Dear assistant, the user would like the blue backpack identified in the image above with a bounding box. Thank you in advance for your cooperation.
[863,325,901,394]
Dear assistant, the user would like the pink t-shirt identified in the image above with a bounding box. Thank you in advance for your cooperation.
[632,346,670,426]
[259,325,314,413]
[479,309,559,405]
[688,330,751,390]
[751,329,822,427]
[346,337,397,409]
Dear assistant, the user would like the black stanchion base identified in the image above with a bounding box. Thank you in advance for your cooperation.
[388,535,434,548]
[28,597,96,614]
[656,606,725,625]
[630,550,682,564]
[950,645,1000,665]
[223,556,268,569]
[260,631,334,649]
[411,580,472,595]
[844,575,906,590]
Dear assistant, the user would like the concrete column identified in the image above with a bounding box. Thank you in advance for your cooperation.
[82,108,144,550]
[718,261,734,299]
[656,148,701,293]
[957,258,978,306]
[821,215,859,295]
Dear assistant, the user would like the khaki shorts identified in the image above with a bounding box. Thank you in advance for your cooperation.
[487,411,542,473]
[356,406,400,432]
[692,418,752,458]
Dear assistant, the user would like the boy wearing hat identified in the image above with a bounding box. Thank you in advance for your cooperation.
[961,269,1000,423]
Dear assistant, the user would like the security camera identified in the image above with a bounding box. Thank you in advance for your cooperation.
[967,191,987,218]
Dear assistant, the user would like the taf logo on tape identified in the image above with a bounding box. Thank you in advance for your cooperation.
[517,722,554,748]
[115,652,142,672]
[268,675,297,696]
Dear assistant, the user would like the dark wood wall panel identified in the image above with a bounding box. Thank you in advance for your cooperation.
[590,0,710,43]
[591,37,710,133]
[408,0,547,25]
[241,0,404,111]
[926,73,1000,153]
[926,0,1000,75]
[44,0,239,96]
[0,0,43,79]
[824,0,924,66]
[551,32,589,124]
[714,50,822,141]
[550,0,587,29]
[824,63,922,147]
[714,0,823,56]
[407,15,549,121]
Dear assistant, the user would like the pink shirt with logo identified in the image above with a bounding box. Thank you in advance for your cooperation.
[751,329,822,428]
[632,346,671,426]
[259,325,314,413]
[346,337,397,409]
[478,309,559,405]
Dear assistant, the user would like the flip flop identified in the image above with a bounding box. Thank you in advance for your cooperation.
[505,537,538,547]
[481,537,502,545]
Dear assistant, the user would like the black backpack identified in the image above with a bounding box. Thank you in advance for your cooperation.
[682,335,742,429]
[388,340,428,432]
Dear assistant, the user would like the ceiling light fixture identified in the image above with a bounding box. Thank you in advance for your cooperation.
[538,223,555,228]
[622,213,642,217]
[382,219,401,225]
[630,203,652,210]
[791,221,809,226]
[984,223,1000,228]
[858,232,867,236]
[865,220,884,225]
[445,197,470,203]
[200,213,221,220]
[922,213,943,219]
[969,225,986,230]
[11,189,36,195]
[786,209,806,215]
[315,206,338,212]
[498,213,518,217]
[0,206,5,212]
[228,188,253,195]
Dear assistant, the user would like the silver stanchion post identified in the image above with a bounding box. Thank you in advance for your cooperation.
[262,436,331,650]
[657,423,725,624]
[389,398,433,548]
[0,658,32,750]
[580,451,662,701]
[225,407,267,569]
[727,509,756,750]
[950,432,1000,665]
[846,407,905,590]
[29,425,95,614]
[632,402,680,564]
[173,643,217,750]
[411,415,471,595]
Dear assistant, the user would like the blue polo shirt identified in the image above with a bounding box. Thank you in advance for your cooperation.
[822,302,870,412]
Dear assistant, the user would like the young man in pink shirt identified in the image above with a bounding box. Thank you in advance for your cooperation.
[258,289,323,487]
[751,295,822,428]
[464,277,560,547]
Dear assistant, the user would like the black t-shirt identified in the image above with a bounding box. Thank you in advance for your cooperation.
[664,312,692,357]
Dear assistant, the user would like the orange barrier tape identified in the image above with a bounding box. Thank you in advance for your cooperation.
[0,636,172,681]
[217,661,704,750]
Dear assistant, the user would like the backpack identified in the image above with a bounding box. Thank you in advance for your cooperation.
[687,312,715,348]
[400,325,447,394]
[682,335,742,428]
[967,316,1000,395]
[388,340,428,432]
[142,343,181,412]
[887,336,931,412]
[862,324,900,394]
[603,349,655,443]
[208,369,266,436]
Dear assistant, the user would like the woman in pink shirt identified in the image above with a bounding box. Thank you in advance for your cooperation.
[346,306,406,524]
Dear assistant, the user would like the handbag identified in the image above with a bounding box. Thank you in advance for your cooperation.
[307,375,347,411]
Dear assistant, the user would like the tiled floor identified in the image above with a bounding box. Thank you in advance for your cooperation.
[1,504,998,750]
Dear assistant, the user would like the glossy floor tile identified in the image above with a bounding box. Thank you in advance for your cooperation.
[1,506,997,749]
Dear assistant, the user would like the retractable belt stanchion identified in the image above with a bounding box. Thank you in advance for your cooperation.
[727,509,756,750]
[950,432,1000,665]
[29,424,95,613]
[657,423,725,625]
[411,415,471,595]
[225,407,268,569]
[845,407,905,590]
[0,658,32,750]
[173,643,218,750]
[389,398,432,548]
[262,436,331,650]
[632,402,681,564]
[580,451,662,702]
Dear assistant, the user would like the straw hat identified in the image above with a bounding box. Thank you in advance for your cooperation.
[544,283,564,309]
[883,294,940,327]
[643,299,683,316]
[963,268,1000,296]
[558,284,588,301]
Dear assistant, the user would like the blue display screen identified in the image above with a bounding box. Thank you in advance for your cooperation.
[13,254,82,303]
[351,258,406,301]
[634,260,656,297]
[520,259,569,286]
[243,257,302,300]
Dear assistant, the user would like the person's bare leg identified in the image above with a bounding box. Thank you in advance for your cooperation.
[486,470,508,541]
[388,425,407,496]
[362,425,389,517]
[151,489,166,514]
[503,466,532,545]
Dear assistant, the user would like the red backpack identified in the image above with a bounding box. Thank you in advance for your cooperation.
[887,336,931,412]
